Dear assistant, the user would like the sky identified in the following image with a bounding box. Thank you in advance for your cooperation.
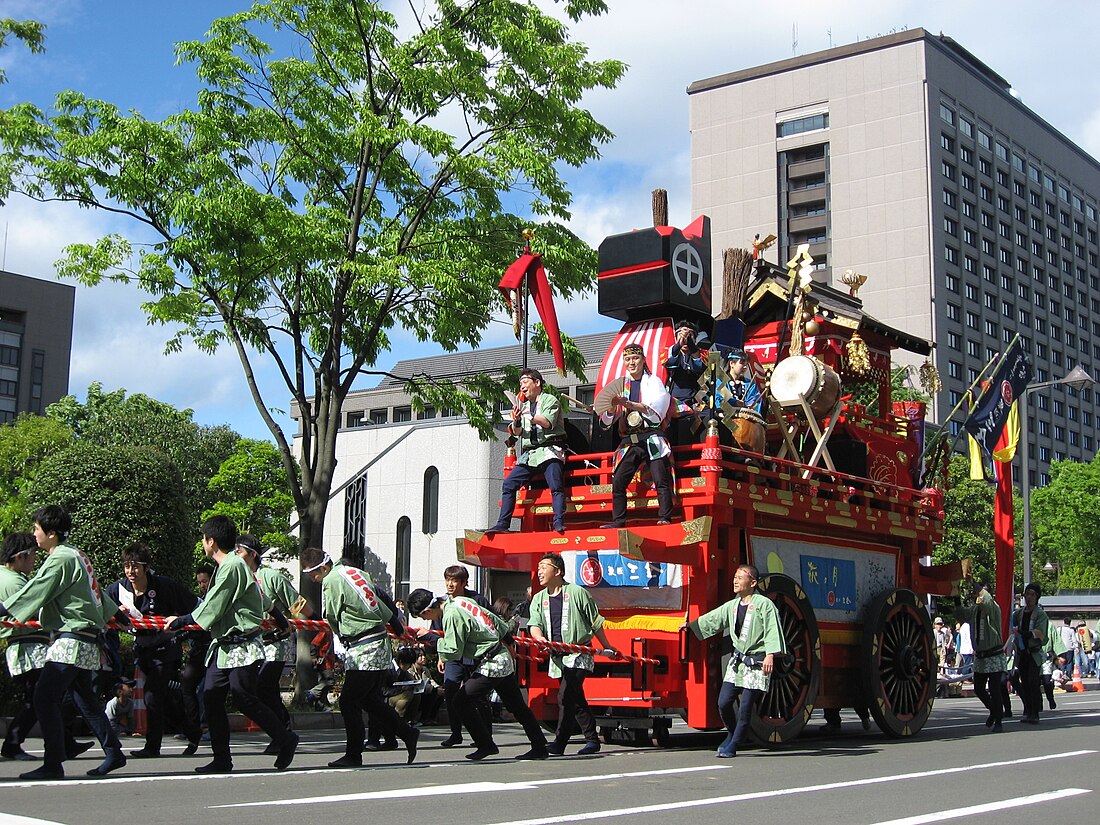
[2,0,1099,441]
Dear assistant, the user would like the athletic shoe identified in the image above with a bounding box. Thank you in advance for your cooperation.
[577,740,601,755]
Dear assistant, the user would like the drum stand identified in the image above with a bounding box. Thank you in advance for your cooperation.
[771,395,843,479]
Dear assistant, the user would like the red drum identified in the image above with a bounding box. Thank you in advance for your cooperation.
[729,407,766,453]
[769,355,841,417]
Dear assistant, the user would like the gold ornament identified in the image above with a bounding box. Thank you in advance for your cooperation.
[840,269,868,297]
[805,319,820,335]
[919,361,942,395]
[846,333,871,375]
[522,227,535,241]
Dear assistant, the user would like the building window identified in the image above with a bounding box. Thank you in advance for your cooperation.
[942,161,955,181]
[343,473,369,562]
[939,103,955,125]
[422,466,439,534]
[370,408,388,425]
[393,406,412,422]
[395,516,412,601]
[777,113,828,137]
[416,405,436,420]
[977,128,990,149]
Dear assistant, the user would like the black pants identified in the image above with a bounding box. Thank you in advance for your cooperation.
[203,660,290,763]
[717,682,760,750]
[456,671,547,751]
[339,669,413,759]
[3,668,85,756]
[972,669,1008,724]
[36,662,121,772]
[135,653,182,752]
[257,659,292,733]
[443,660,491,739]
[611,444,674,523]
[178,655,206,744]
[554,667,597,746]
[1017,652,1041,720]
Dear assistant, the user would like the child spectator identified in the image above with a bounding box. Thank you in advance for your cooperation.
[106,683,137,738]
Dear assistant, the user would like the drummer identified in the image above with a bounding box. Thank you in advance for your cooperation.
[721,348,764,416]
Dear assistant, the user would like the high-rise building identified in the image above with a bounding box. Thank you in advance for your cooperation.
[0,270,75,423]
[689,28,1100,486]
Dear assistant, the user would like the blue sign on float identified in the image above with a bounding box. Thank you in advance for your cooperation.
[574,552,668,588]
[801,555,856,611]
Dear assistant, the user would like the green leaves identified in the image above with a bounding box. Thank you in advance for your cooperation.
[0,0,621,548]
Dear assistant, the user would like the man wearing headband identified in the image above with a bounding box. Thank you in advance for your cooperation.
[164,515,299,773]
[236,534,312,755]
[106,542,199,758]
[957,578,1008,732]
[485,368,567,534]
[300,546,419,767]
[527,552,618,756]
[722,349,764,415]
[683,564,784,758]
[599,342,675,528]
[1007,582,1048,725]
[0,505,129,779]
[407,587,549,761]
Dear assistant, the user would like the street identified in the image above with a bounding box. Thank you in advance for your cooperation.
[0,691,1097,825]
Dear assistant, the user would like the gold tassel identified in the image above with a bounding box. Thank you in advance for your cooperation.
[847,333,871,375]
[919,361,942,395]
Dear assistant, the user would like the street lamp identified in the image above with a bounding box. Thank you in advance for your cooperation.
[1043,560,1061,594]
[1021,365,1096,584]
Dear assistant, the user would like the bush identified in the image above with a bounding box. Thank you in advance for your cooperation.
[24,442,193,585]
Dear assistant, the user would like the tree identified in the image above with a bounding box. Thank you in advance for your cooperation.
[934,454,997,587]
[23,442,192,585]
[0,0,623,552]
[203,438,297,559]
[47,382,240,529]
[0,18,44,85]
[0,413,73,534]
[1030,453,1100,590]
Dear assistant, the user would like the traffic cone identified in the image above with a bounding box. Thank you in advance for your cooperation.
[1071,662,1086,692]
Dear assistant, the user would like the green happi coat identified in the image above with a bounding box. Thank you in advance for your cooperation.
[528,583,604,678]
[191,552,265,668]
[0,566,48,676]
[4,543,118,671]
[957,590,1006,674]
[438,596,514,678]
[688,592,785,690]
[256,565,299,663]
[514,392,566,468]
[321,563,393,671]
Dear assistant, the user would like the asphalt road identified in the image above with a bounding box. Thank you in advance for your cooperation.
[1,692,1098,825]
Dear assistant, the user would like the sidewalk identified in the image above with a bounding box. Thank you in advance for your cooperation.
[950,673,1099,699]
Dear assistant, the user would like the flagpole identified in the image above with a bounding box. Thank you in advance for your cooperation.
[521,235,531,371]
[918,346,1003,485]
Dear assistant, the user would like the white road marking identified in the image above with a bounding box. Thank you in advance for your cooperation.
[0,814,71,825]
[212,764,731,808]
[477,750,1097,825]
[869,789,1090,825]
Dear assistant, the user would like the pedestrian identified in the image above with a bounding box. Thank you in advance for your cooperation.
[1043,619,1071,710]
[235,533,312,754]
[599,343,675,528]
[956,619,974,680]
[300,546,418,767]
[178,565,214,751]
[527,552,620,756]
[106,542,199,758]
[0,531,90,763]
[1007,582,1049,724]
[164,515,299,774]
[960,580,1008,732]
[683,564,785,757]
[1075,622,1091,679]
[427,565,494,750]
[485,368,568,534]
[0,505,128,780]
[406,588,549,761]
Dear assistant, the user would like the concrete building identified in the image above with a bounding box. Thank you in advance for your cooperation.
[689,28,1100,485]
[290,332,614,602]
[0,270,75,423]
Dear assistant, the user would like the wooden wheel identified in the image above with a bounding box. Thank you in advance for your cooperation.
[750,573,821,745]
[862,588,935,737]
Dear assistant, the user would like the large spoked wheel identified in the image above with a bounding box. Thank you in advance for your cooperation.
[750,574,821,745]
[862,588,935,738]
